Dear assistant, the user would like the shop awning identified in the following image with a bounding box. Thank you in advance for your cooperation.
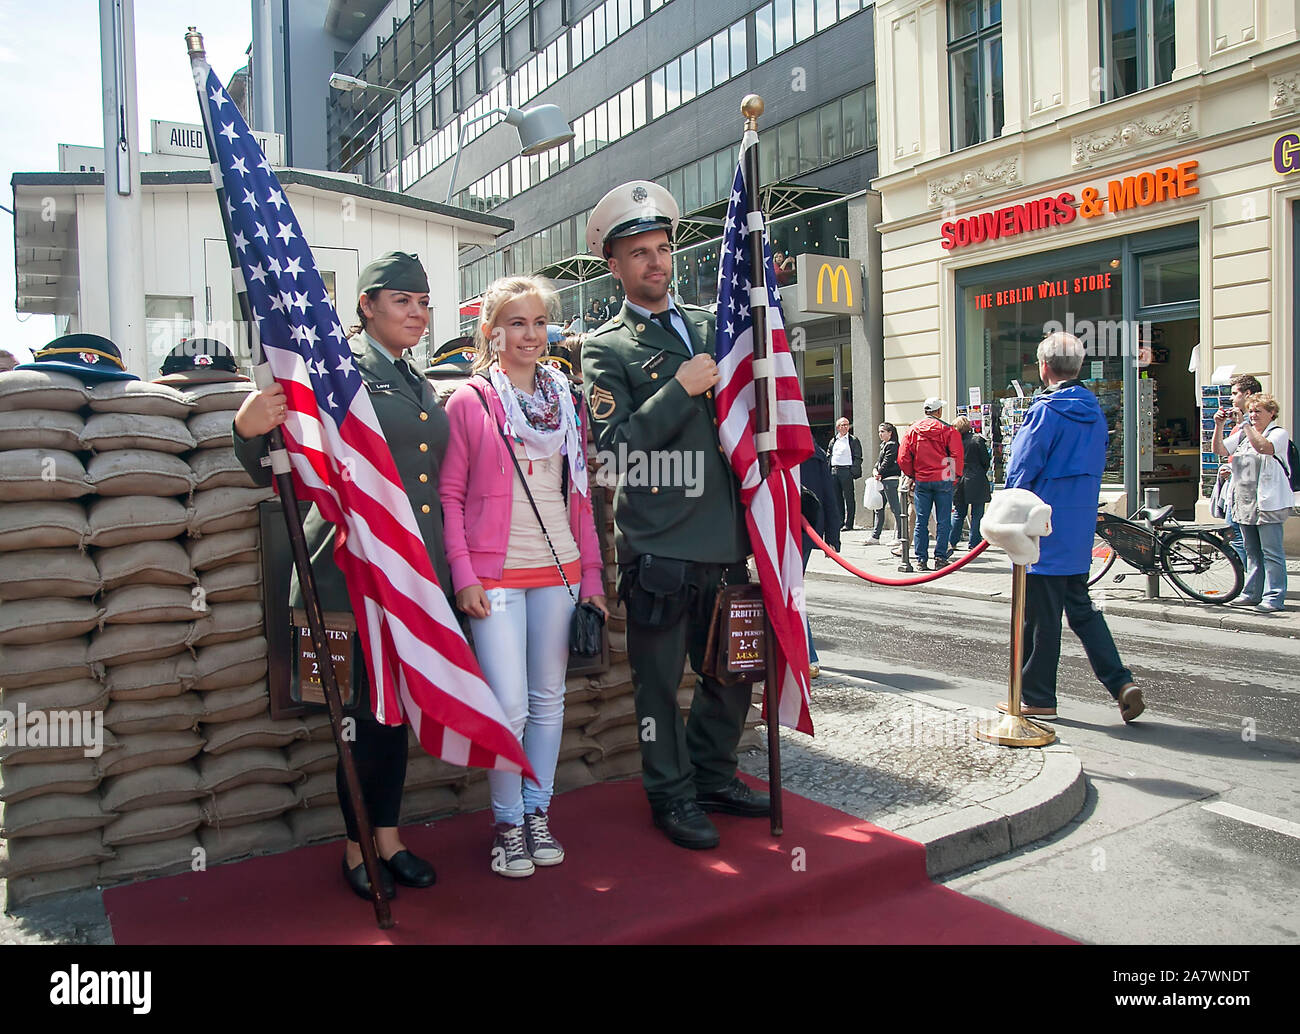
[532,254,609,283]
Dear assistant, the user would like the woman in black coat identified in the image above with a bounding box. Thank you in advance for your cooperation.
[949,416,992,551]
[800,443,839,679]
[868,422,902,543]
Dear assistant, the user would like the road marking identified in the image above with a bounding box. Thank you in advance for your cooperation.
[1202,802,1300,840]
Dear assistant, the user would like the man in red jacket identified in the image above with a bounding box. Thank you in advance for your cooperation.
[898,397,964,570]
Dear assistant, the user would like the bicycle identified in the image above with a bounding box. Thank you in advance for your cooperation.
[1087,502,1244,604]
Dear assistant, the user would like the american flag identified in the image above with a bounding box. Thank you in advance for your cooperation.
[195,60,533,778]
[714,131,815,735]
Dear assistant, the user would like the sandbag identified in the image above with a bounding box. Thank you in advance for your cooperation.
[195,747,296,794]
[294,770,337,808]
[554,757,597,794]
[104,694,204,735]
[200,681,269,724]
[0,449,90,500]
[0,793,113,838]
[594,724,640,758]
[201,784,297,828]
[0,369,88,412]
[199,562,261,603]
[302,712,336,741]
[1,678,109,716]
[85,496,190,548]
[201,714,307,755]
[0,409,85,451]
[101,802,202,847]
[399,785,459,824]
[559,727,602,763]
[87,621,195,668]
[198,817,293,864]
[87,379,194,418]
[0,598,103,644]
[582,694,637,736]
[186,527,259,570]
[187,409,238,449]
[0,831,112,878]
[98,834,198,881]
[99,763,204,812]
[0,759,101,803]
[105,653,198,701]
[184,380,255,414]
[189,446,259,491]
[287,738,337,775]
[562,700,599,729]
[0,636,96,689]
[0,548,100,601]
[99,731,204,777]
[193,637,268,691]
[101,584,206,625]
[403,753,465,790]
[3,863,102,906]
[0,500,87,553]
[287,805,347,845]
[80,412,195,454]
[95,539,196,590]
[86,450,193,497]
[189,486,273,535]
[0,721,113,766]
[589,751,642,782]
[191,601,263,646]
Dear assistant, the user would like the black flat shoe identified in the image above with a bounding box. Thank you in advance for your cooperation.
[383,849,437,888]
[652,799,720,850]
[342,857,396,901]
[696,777,771,817]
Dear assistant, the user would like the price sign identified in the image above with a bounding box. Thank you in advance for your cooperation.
[293,611,356,707]
[726,595,766,674]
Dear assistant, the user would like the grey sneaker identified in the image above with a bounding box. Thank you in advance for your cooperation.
[491,822,535,878]
[524,809,565,866]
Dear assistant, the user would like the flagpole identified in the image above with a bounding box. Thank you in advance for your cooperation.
[740,95,783,838]
[185,27,394,930]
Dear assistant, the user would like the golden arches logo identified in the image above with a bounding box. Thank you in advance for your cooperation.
[815,263,852,307]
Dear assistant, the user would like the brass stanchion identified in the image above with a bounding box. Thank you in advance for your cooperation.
[975,563,1056,747]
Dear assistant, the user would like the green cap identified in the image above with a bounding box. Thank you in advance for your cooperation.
[357,251,429,295]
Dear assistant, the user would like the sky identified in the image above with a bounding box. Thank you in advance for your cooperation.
[0,0,252,361]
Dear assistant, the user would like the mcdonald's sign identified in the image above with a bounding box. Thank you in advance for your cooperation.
[795,253,863,314]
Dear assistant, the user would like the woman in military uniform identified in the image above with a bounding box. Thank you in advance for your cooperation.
[233,251,445,901]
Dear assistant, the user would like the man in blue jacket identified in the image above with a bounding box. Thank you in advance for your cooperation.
[1003,332,1144,723]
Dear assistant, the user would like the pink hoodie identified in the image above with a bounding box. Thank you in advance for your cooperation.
[441,377,605,598]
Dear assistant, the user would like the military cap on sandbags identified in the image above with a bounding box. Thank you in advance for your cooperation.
[357,251,430,295]
[154,338,249,385]
[424,335,476,379]
[16,333,138,383]
[585,180,680,257]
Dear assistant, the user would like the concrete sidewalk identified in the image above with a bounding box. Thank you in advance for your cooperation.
[809,527,1300,638]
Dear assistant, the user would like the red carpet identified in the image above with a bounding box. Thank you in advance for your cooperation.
[103,778,1071,945]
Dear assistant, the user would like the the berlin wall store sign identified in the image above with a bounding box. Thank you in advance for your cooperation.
[939,161,1200,250]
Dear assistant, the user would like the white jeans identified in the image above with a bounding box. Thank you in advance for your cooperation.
[471,584,574,826]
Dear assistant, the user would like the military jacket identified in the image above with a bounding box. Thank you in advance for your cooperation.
[233,334,452,612]
[581,301,748,564]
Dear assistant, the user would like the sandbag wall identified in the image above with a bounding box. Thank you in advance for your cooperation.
[0,369,761,906]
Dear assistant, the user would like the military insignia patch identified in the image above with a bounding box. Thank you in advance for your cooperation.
[631,185,648,203]
[589,384,617,420]
[79,352,100,364]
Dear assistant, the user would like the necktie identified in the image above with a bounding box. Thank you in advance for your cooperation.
[651,310,692,355]
[397,356,425,395]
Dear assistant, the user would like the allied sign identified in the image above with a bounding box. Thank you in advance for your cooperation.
[151,120,284,166]
[796,253,863,314]
[941,160,1200,249]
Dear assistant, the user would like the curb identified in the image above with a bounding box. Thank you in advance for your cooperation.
[821,675,1088,878]
[809,566,1299,639]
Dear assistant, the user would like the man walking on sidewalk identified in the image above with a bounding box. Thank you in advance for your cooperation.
[898,398,963,571]
[829,417,863,530]
[1001,331,1143,723]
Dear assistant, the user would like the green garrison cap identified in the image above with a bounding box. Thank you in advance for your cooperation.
[357,251,430,295]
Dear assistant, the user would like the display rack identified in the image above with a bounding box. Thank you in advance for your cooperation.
[1199,383,1234,497]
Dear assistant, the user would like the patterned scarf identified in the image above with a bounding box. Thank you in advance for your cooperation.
[489,364,588,497]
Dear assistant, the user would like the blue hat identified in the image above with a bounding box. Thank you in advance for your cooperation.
[17,333,138,383]
[424,335,476,379]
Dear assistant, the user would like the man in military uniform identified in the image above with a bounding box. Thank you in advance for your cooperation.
[581,180,768,850]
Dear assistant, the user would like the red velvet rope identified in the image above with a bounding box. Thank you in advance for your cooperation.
[802,517,992,585]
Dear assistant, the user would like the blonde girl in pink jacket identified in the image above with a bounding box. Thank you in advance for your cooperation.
[441,276,607,878]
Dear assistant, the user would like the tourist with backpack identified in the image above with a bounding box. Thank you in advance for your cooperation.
[1212,392,1291,612]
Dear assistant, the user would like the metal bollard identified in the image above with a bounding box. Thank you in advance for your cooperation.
[897,510,914,573]
[1143,486,1160,599]
[975,563,1057,747]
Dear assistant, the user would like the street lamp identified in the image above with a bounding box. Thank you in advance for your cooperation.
[444,104,574,205]
[329,72,404,192]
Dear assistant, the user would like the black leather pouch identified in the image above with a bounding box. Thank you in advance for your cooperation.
[624,555,691,629]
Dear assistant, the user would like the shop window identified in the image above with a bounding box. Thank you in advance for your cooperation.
[1100,0,1176,102]
[1139,247,1198,307]
[948,0,1003,151]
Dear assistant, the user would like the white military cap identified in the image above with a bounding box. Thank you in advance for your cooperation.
[585,180,680,257]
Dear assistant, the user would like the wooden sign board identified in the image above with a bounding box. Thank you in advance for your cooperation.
[725,593,766,675]
[290,608,357,708]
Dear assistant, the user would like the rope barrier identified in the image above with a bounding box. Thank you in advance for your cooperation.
[802,517,992,586]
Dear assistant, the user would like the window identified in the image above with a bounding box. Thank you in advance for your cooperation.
[696,38,713,92]
[505,0,532,69]
[816,0,838,32]
[775,0,795,52]
[948,0,1003,151]
[651,66,667,119]
[533,0,562,45]
[730,22,746,75]
[1100,0,1176,102]
[820,96,841,162]
[797,109,818,170]
[756,3,775,63]
[795,0,815,43]
[146,296,194,371]
[713,30,730,83]
[679,51,696,104]
[665,58,681,113]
